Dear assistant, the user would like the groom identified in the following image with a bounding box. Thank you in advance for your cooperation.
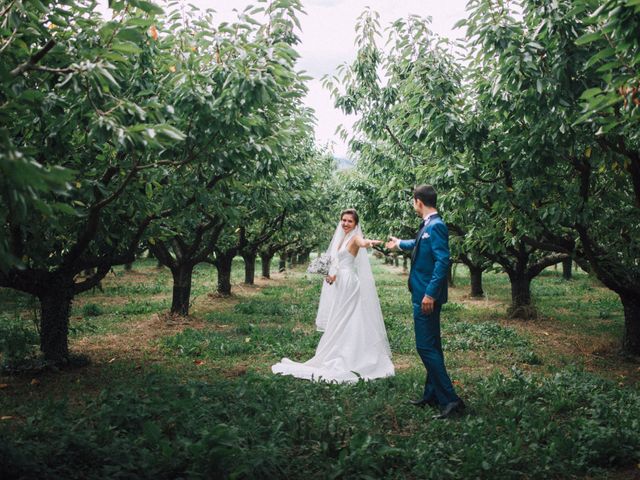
[386,184,464,419]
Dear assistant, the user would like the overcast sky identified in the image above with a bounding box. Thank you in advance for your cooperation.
[98,0,469,158]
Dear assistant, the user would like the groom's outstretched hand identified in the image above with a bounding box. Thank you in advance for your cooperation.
[386,236,400,250]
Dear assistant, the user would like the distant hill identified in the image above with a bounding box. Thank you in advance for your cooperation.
[334,156,354,170]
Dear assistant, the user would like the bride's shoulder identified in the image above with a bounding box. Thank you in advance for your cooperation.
[348,234,363,247]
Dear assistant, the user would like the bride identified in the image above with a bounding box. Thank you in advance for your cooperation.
[272,209,395,383]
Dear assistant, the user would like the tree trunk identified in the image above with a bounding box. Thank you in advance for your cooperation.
[216,253,234,296]
[39,283,74,363]
[170,263,194,315]
[621,293,640,355]
[261,252,273,279]
[447,262,455,287]
[124,262,132,271]
[279,253,286,272]
[562,257,572,280]
[243,252,257,285]
[288,252,295,268]
[469,265,484,298]
[507,271,536,319]
[402,256,408,273]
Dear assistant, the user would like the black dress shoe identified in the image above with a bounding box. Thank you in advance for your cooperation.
[433,399,465,419]
[408,398,438,408]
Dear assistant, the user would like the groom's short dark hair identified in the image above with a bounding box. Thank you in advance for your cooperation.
[414,184,437,208]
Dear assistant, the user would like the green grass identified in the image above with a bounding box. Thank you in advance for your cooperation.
[1,256,637,479]
[1,368,638,479]
[161,325,322,360]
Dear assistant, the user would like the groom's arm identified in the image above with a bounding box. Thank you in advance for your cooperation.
[424,222,450,300]
[386,236,414,251]
[398,239,416,251]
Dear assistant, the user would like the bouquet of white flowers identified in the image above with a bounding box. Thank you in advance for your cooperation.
[306,254,333,276]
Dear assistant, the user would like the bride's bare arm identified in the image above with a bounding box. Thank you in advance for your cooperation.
[348,235,382,256]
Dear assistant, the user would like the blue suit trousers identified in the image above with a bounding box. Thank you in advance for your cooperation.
[413,302,459,406]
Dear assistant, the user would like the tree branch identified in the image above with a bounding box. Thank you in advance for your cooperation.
[193,219,226,264]
[149,241,177,270]
[457,252,491,270]
[92,159,139,211]
[0,268,43,296]
[598,136,640,206]
[0,26,18,55]
[526,253,570,280]
[62,162,140,271]
[10,39,57,76]
[0,0,17,19]
[575,223,639,297]
[521,234,574,256]
[384,125,421,163]
[74,264,111,294]
[32,65,76,74]
[480,248,513,275]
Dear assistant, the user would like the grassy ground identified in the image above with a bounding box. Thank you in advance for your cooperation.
[1,257,639,479]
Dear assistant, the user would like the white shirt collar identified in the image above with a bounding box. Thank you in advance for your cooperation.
[423,211,438,221]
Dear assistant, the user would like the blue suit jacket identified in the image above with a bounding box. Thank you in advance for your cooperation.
[399,215,450,306]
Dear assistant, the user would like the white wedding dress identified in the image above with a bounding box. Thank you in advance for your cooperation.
[272,226,395,383]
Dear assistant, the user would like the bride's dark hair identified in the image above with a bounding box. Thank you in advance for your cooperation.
[340,208,359,225]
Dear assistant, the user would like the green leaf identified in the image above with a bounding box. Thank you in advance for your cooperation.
[102,52,128,64]
[19,90,45,103]
[135,1,164,15]
[96,66,119,87]
[574,110,595,125]
[99,21,118,41]
[580,87,603,100]
[595,122,619,135]
[596,61,622,72]
[52,203,79,216]
[453,18,467,29]
[116,26,144,43]
[126,18,155,27]
[575,32,602,45]
[157,125,185,141]
[585,47,616,68]
[111,42,142,55]
[48,14,68,27]
[591,94,622,110]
